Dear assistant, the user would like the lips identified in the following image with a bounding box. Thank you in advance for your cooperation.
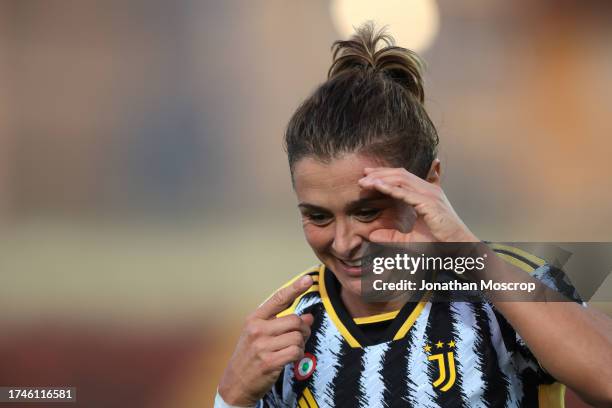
[337,258,363,276]
[340,258,362,267]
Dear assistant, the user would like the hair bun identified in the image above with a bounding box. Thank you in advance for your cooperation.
[328,21,426,103]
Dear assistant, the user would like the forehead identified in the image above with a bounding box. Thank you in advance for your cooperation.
[293,153,386,203]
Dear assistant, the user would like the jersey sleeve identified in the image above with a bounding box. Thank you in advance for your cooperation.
[491,245,585,384]
[531,263,584,304]
[490,243,584,304]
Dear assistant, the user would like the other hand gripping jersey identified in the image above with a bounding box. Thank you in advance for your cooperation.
[257,245,583,408]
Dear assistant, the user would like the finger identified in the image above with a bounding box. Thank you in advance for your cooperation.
[267,345,305,367]
[300,313,314,327]
[360,179,425,206]
[300,314,314,341]
[359,179,425,219]
[364,167,421,181]
[369,228,412,243]
[266,331,306,352]
[364,179,428,207]
[266,314,312,338]
[360,170,432,194]
[363,167,433,190]
[255,275,313,319]
[359,175,415,196]
[359,174,411,189]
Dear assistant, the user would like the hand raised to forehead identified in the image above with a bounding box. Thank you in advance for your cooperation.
[358,167,479,244]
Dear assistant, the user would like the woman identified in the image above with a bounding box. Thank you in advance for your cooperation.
[216,23,612,407]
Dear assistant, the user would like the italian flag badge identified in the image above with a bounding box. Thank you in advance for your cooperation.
[294,352,317,380]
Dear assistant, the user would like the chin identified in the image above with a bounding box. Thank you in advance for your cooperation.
[346,280,362,297]
[336,273,362,297]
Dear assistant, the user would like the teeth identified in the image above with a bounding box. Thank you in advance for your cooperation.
[342,259,362,267]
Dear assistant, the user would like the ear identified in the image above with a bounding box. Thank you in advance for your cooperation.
[426,158,441,185]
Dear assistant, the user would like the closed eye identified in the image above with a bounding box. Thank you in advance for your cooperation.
[302,212,333,226]
[354,208,381,222]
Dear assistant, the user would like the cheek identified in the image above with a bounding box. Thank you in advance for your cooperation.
[302,225,332,253]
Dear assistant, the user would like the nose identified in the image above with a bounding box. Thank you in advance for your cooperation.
[331,218,362,258]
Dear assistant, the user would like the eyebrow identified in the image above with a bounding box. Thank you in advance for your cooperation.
[298,194,391,213]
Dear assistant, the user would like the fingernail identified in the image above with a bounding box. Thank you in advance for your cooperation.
[300,275,313,286]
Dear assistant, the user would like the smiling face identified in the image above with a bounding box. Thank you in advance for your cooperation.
[293,153,416,298]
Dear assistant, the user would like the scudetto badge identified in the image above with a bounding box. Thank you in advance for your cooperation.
[294,352,317,380]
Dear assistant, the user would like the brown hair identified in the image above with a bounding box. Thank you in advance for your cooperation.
[284,21,439,180]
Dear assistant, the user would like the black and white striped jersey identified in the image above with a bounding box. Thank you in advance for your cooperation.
[257,245,582,408]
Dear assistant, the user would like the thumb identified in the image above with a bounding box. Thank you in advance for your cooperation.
[299,313,314,327]
[300,313,314,342]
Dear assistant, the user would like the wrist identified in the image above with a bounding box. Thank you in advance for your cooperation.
[215,388,258,408]
[217,383,258,407]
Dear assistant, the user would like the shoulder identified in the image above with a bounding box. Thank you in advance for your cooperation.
[488,243,546,273]
[267,264,323,318]
[488,242,583,303]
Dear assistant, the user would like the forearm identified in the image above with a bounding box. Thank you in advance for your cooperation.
[479,250,612,405]
[494,300,612,405]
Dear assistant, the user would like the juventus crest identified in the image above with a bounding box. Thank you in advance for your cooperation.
[424,339,457,392]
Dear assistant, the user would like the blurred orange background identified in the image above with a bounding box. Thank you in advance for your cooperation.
[0,0,611,407]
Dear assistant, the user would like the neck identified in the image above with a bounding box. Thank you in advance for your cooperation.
[340,286,406,318]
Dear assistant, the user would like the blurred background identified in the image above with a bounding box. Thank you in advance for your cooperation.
[1,0,611,406]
